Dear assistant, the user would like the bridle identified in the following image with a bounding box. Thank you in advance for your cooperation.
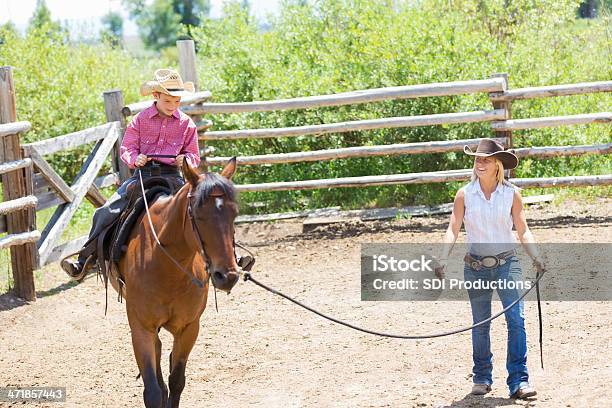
[186,184,256,280]
[138,168,253,310]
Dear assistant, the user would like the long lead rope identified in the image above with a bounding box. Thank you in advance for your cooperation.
[536,270,544,369]
[243,269,544,367]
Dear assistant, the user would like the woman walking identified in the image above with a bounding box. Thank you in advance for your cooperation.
[435,138,545,399]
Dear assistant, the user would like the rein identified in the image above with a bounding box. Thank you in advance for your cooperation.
[137,169,215,300]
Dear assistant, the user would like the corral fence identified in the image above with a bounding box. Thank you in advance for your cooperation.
[0,40,610,300]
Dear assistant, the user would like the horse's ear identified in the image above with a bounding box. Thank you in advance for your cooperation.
[220,157,237,180]
[182,159,200,186]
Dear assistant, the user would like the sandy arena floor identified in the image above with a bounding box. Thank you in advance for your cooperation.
[1,197,610,407]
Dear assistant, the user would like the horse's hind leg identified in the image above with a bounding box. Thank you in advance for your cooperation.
[130,323,164,408]
[155,332,169,407]
[167,320,200,408]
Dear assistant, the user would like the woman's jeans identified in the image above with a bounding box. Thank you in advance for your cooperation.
[464,255,529,395]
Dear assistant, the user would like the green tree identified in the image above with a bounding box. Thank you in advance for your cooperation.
[123,0,211,49]
[28,0,62,33]
[100,12,124,47]
[0,22,18,46]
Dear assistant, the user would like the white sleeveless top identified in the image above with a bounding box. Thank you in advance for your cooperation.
[462,180,518,256]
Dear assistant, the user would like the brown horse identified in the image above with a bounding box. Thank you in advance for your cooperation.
[109,158,240,408]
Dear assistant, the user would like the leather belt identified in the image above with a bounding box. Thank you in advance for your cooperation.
[464,249,516,271]
[134,164,180,177]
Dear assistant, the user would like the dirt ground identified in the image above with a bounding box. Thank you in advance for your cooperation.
[1,197,610,408]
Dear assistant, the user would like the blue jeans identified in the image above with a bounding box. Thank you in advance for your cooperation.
[464,255,529,396]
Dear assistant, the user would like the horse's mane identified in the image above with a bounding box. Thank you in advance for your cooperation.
[193,172,237,207]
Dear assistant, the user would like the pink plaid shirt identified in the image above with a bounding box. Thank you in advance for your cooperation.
[120,102,200,168]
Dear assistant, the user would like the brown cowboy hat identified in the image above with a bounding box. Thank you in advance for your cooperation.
[140,68,195,97]
[464,138,518,170]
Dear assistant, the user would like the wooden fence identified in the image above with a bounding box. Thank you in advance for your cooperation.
[1,39,611,300]
[194,72,611,191]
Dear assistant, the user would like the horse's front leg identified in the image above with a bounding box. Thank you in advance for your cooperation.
[129,321,164,408]
[167,320,200,408]
[155,331,169,407]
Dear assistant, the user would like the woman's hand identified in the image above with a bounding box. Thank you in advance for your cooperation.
[532,258,546,275]
[175,154,185,167]
[135,154,149,167]
[433,257,447,279]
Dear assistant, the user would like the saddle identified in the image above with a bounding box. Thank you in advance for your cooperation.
[80,176,183,303]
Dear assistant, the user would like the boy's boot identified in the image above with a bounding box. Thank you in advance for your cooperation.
[61,254,95,281]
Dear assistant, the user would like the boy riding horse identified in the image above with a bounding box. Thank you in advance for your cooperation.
[61,69,200,278]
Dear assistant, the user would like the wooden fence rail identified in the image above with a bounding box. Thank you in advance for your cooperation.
[206,138,505,166]
[0,157,32,175]
[0,121,31,137]
[513,143,612,158]
[0,195,38,215]
[489,81,612,102]
[22,123,116,156]
[235,169,474,192]
[235,171,612,192]
[0,230,41,251]
[200,110,506,140]
[491,112,611,131]
[184,78,506,114]
[207,141,612,166]
[511,174,612,188]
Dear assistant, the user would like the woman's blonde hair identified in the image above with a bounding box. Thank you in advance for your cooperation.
[470,157,517,188]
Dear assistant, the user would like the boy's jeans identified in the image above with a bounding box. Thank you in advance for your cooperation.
[464,255,530,396]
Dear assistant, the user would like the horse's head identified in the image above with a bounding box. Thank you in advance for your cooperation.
[182,158,240,293]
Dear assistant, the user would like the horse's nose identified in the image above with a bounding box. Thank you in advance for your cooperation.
[211,269,239,293]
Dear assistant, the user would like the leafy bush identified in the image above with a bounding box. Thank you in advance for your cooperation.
[191,0,610,212]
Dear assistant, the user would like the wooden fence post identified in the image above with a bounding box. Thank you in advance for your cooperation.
[177,39,206,170]
[0,66,37,301]
[103,90,130,183]
[177,40,199,90]
[489,73,514,177]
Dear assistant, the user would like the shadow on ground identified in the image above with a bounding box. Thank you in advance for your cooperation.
[443,393,537,407]
[0,275,87,312]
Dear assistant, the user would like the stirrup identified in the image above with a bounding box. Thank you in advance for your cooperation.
[70,255,96,282]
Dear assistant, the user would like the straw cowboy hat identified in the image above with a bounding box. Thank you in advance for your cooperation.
[464,138,518,169]
[140,68,195,97]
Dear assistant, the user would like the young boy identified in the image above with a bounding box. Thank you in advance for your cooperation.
[61,68,200,278]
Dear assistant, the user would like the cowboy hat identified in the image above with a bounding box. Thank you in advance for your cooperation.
[464,138,518,170]
[140,68,195,97]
